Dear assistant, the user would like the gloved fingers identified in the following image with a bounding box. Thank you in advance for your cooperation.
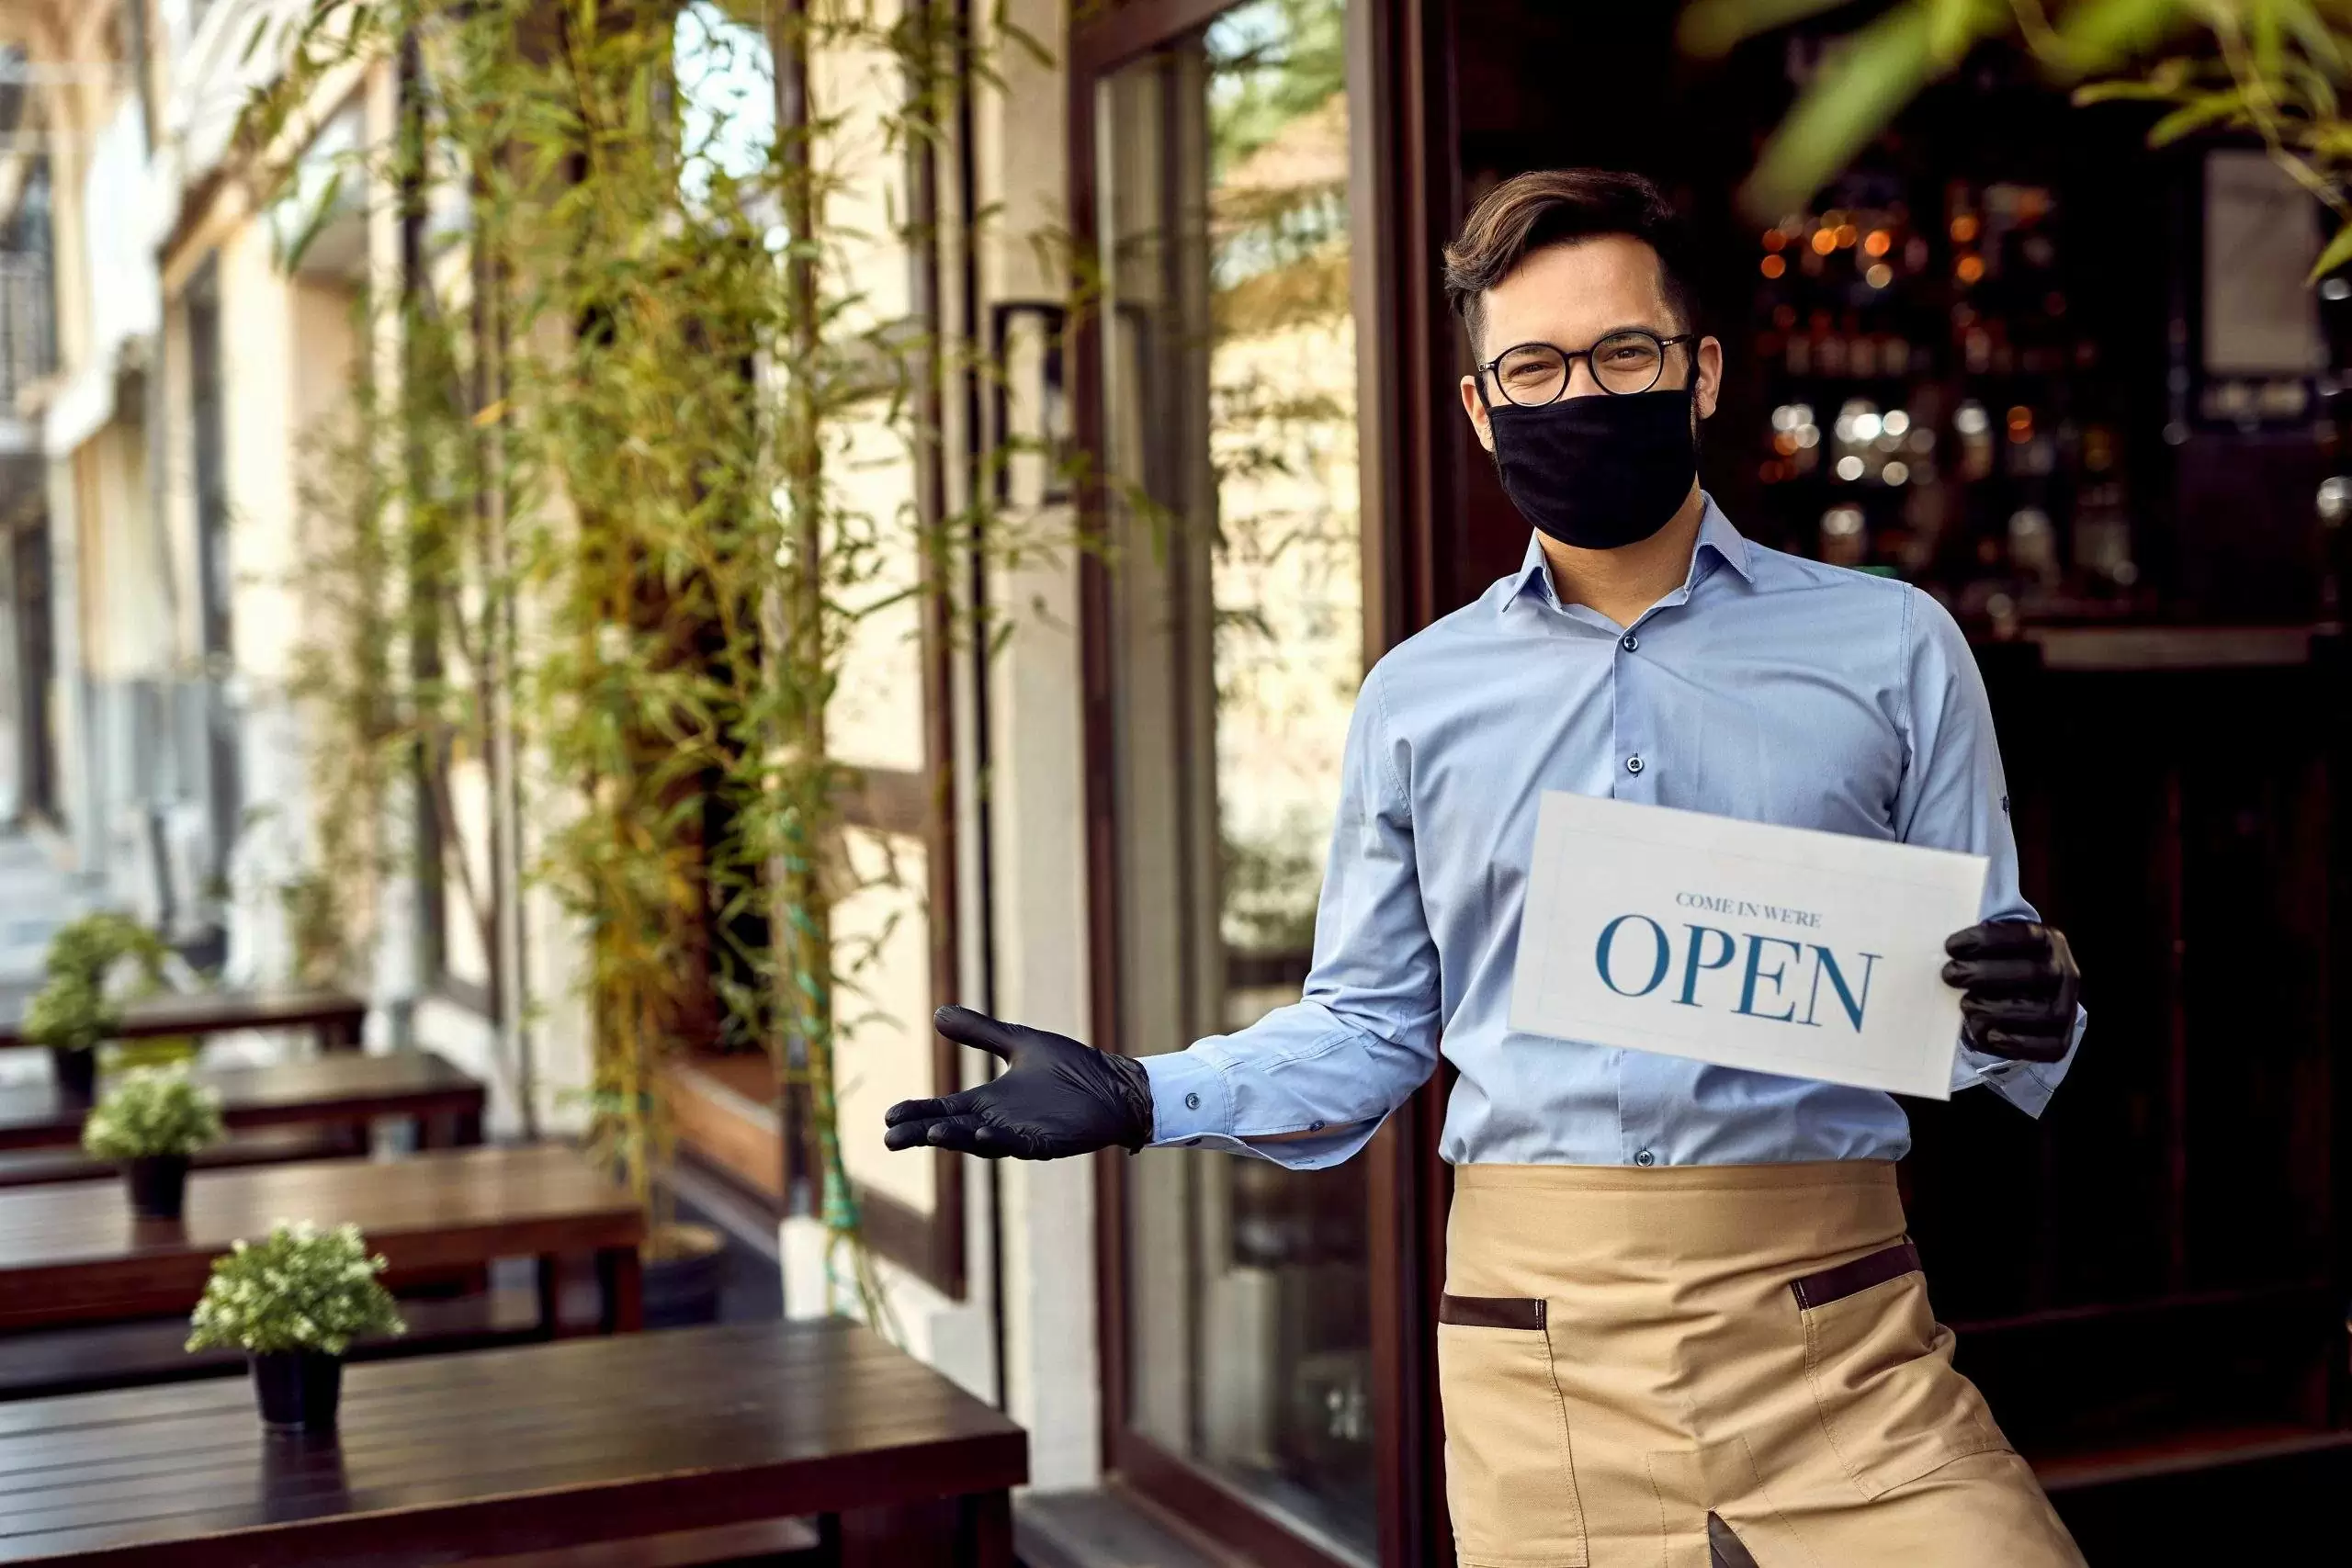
[1962,995,2066,1032]
[1941,955,2059,995]
[884,1087,980,1129]
[882,1117,936,1151]
[909,1115,1010,1156]
[1968,1026,2070,1064]
[934,1005,1023,1061]
[1944,921,2052,960]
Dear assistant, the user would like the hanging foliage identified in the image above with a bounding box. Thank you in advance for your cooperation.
[1681,0,2352,276]
[242,0,1061,1323]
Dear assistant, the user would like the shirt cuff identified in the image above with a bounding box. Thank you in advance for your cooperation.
[1141,1050,1232,1143]
[1138,1049,1385,1169]
[1950,1003,2086,1119]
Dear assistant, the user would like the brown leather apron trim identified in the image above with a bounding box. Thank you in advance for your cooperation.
[1439,1293,1547,1330]
[1707,1512,1763,1568]
[1789,1240,1921,1310]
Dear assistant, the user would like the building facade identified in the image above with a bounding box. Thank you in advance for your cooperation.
[4,2,2348,1564]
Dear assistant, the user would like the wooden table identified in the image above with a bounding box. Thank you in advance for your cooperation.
[0,1052,486,1178]
[0,987,367,1054]
[0,1145,642,1337]
[0,1319,1025,1566]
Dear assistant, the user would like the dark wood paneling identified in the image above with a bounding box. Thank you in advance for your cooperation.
[1070,0,1244,78]
[1905,639,2350,1461]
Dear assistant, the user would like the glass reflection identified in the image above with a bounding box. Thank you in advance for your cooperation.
[1099,0,1372,1558]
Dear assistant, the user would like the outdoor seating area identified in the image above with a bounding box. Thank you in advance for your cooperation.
[0,926,1023,1565]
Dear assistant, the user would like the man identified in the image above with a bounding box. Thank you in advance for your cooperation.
[887,169,2086,1568]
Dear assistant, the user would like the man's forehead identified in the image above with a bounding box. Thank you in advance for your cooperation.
[1484,238,1673,338]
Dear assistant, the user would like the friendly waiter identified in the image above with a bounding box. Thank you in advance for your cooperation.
[886,168,2087,1568]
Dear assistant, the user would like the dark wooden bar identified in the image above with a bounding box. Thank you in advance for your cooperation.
[0,987,368,1054]
[0,1145,640,1337]
[0,1320,1025,1567]
[0,1051,485,1167]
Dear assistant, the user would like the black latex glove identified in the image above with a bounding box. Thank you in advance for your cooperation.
[882,1006,1156,1159]
[1942,919,2080,1064]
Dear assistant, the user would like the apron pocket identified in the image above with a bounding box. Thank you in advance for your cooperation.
[1438,1294,1588,1567]
[1794,1248,2003,1499]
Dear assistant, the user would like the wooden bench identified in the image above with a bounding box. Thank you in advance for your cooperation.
[0,1319,1025,1566]
[0,1144,642,1344]
[0,1051,486,1186]
[0,986,367,1054]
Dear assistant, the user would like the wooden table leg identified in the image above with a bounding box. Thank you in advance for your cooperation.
[956,1490,1012,1568]
[595,1245,644,1333]
[534,1256,561,1338]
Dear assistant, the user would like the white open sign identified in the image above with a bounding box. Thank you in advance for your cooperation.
[1507,793,1990,1100]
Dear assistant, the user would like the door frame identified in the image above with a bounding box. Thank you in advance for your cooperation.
[1067,2,1463,1562]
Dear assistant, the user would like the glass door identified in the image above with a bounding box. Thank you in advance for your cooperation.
[1083,2,1383,1562]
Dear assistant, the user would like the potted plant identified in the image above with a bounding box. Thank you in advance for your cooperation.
[24,913,172,1104]
[80,1066,226,1220]
[186,1221,405,1430]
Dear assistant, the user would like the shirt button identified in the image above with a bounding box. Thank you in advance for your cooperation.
[1309,1121,1326,1132]
[1184,1092,1201,1111]
[1625,754,1645,774]
[1621,633,1639,652]
[1634,1149,1656,1167]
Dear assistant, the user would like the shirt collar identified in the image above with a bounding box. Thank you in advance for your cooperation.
[1500,492,1753,618]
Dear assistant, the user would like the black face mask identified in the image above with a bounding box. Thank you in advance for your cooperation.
[1485,387,1697,550]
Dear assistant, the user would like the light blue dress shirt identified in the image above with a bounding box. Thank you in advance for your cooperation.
[1141,497,2085,1169]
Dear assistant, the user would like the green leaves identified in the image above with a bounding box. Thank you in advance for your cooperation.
[2310,213,2352,279]
[1703,0,2352,286]
[82,1066,227,1161]
[1740,0,1946,221]
[185,1222,405,1358]
[263,0,1078,1335]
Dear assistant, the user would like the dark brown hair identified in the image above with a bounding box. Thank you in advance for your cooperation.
[1442,168,1698,355]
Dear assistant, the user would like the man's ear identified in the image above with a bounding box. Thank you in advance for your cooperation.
[1695,335,1724,421]
[1459,374,1495,453]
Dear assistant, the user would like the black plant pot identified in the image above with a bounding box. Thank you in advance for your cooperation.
[49,1046,96,1105]
[124,1155,189,1220]
[251,1351,344,1431]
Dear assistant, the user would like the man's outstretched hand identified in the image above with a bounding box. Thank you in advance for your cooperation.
[883,1006,1156,1159]
[1942,919,2080,1064]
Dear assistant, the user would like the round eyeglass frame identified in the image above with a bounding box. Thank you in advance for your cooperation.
[1476,329,1698,407]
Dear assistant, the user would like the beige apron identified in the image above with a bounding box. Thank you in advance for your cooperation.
[1439,1161,2084,1568]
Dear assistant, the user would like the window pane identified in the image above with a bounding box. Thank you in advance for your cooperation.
[1099,0,1371,1558]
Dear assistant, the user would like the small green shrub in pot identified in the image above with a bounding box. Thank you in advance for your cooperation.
[187,1221,406,1430]
[27,913,173,1103]
[82,1066,225,1220]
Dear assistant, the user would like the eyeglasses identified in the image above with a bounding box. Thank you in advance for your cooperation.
[1477,329,1697,407]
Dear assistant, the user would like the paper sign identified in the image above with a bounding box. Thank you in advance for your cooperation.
[1508,794,1989,1100]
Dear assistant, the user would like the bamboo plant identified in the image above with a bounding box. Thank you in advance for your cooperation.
[242,0,1059,1321]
